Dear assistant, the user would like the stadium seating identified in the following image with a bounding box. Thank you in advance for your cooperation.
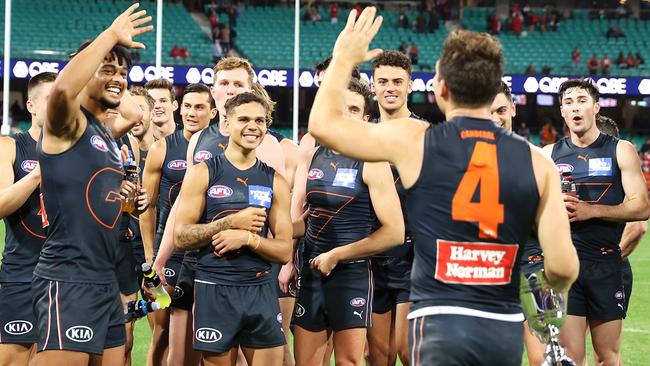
[1,0,214,65]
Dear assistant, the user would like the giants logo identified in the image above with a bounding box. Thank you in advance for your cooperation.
[90,135,108,152]
[167,160,187,170]
[208,185,233,198]
[4,320,33,335]
[349,297,366,307]
[86,168,124,229]
[65,326,93,343]
[194,150,213,162]
[435,240,518,285]
[195,328,222,343]
[20,160,38,173]
[308,168,324,180]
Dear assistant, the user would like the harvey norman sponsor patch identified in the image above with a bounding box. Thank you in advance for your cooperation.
[435,240,518,285]
[588,157,613,176]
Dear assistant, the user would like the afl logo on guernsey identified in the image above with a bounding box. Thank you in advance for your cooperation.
[90,135,108,152]
[208,185,233,198]
[308,168,324,180]
[556,164,574,174]
[20,160,38,173]
[194,150,213,162]
[167,160,187,170]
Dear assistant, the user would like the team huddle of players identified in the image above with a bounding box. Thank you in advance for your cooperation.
[0,4,648,366]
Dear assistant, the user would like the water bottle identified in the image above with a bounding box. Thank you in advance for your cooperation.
[122,153,140,213]
[560,171,577,197]
[124,299,162,322]
[141,263,171,309]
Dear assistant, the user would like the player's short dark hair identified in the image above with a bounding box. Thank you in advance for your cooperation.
[144,78,176,101]
[347,78,373,116]
[596,115,619,138]
[129,86,155,112]
[497,80,512,103]
[27,72,57,99]
[558,79,599,104]
[372,50,412,76]
[224,92,271,126]
[314,56,361,80]
[183,83,215,109]
[71,39,132,69]
[438,30,504,107]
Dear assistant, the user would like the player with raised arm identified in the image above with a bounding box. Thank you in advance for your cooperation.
[33,5,151,365]
[308,8,579,365]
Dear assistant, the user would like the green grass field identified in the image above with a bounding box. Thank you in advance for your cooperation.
[1,221,649,365]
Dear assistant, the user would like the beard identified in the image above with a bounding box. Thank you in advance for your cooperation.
[99,96,121,110]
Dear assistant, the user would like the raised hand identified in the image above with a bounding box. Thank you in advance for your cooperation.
[108,3,154,49]
[332,6,383,66]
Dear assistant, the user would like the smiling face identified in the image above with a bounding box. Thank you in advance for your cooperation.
[86,56,128,109]
[130,95,152,138]
[180,92,216,134]
[372,65,412,113]
[490,92,516,131]
[225,102,268,151]
[148,88,177,127]
[343,89,369,122]
[560,87,600,135]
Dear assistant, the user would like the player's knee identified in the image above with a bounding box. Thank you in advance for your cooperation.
[594,349,620,366]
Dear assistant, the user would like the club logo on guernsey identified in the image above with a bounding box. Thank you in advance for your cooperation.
[589,157,613,176]
[435,240,519,285]
[556,164,574,174]
[90,135,108,152]
[20,160,38,173]
[194,150,213,162]
[248,185,273,209]
[349,297,366,307]
[65,326,93,343]
[196,328,222,343]
[332,168,358,189]
[167,160,187,170]
[4,320,33,335]
[208,185,233,198]
[308,168,324,180]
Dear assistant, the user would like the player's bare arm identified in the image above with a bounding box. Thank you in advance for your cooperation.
[620,220,648,257]
[257,133,286,177]
[311,161,404,275]
[140,138,166,263]
[44,4,152,151]
[531,146,579,292]
[307,7,427,188]
[0,137,40,219]
[107,90,144,139]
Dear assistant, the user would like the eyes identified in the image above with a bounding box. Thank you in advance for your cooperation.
[100,67,127,78]
[237,117,266,125]
[376,79,404,86]
[218,81,245,88]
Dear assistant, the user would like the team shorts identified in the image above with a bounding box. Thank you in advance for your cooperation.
[0,282,38,344]
[294,259,373,332]
[32,277,125,355]
[172,250,197,311]
[622,257,632,313]
[116,240,139,296]
[372,256,411,313]
[193,281,285,353]
[409,313,523,366]
[568,258,626,320]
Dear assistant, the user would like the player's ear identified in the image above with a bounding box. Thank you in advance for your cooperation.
[210,107,218,119]
[407,79,413,94]
[172,100,179,111]
[26,99,36,115]
[593,101,600,115]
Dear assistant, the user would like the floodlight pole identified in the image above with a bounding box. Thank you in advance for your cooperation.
[1,0,12,135]
[292,0,300,142]
[156,0,163,70]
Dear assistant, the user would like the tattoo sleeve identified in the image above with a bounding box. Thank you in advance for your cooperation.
[175,216,232,251]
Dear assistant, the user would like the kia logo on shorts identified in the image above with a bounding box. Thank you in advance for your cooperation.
[90,135,108,152]
[21,160,38,173]
[65,326,93,343]
[276,312,283,323]
[173,286,184,299]
[194,150,213,162]
[195,328,222,343]
[167,160,187,170]
[4,320,33,335]
[295,304,306,318]
[349,297,366,307]
[308,168,324,180]
[208,185,233,198]
[164,268,176,277]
